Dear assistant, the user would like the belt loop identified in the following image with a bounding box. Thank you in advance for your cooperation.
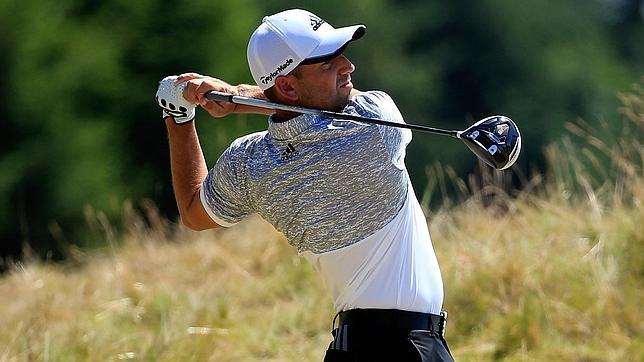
[440,311,448,337]
[332,310,341,330]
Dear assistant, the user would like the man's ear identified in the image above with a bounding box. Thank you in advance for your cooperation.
[273,76,299,102]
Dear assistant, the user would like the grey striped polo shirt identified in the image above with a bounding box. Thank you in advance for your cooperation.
[200,91,413,254]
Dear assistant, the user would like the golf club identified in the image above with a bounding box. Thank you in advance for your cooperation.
[205,91,521,170]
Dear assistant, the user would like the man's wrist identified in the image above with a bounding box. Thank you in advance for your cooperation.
[165,116,195,128]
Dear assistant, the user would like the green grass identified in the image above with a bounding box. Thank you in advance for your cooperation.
[1,83,642,361]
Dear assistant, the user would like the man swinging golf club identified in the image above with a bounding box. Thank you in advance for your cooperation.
[157,8,454,361]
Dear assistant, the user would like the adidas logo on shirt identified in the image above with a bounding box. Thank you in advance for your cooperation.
[281,143,299,161]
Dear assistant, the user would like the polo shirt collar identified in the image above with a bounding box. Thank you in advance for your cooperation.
[268,113,325,140]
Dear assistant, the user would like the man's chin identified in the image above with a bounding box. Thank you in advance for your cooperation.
[332,98,351,111]
[332,87,353,110]
[309,91,353,112]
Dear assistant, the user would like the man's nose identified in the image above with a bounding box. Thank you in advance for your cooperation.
[337,55,355,74]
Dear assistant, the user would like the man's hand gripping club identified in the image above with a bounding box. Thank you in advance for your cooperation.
[155,76,197,124]
[156,73,272,123]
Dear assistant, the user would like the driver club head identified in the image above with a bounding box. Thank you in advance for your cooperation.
[457,115,522,170]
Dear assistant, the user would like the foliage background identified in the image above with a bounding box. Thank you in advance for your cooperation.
[0,86,641,359]
[0,0,642,259]
[0,0,642,360]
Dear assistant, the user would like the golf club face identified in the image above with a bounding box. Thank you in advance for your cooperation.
[458,115,522,170]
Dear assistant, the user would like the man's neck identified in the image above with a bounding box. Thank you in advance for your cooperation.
[271,110,300,123]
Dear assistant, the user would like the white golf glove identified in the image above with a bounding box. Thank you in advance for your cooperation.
[155,75,196,124]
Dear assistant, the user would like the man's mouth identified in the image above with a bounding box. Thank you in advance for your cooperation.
[339,76,352,88]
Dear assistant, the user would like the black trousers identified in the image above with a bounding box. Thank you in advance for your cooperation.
[323,310,454,362]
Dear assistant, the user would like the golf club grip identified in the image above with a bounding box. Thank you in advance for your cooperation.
[205,90,325,116]
[205,90,234,103]
[204,91,458,137]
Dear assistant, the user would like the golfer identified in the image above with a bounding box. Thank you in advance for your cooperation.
[156,9,453,361]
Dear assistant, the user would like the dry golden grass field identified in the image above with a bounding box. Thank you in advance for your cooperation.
[0,84,642,361]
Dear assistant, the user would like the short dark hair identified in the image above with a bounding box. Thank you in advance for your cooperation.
[263,67,303,102]
[264,86,279,102]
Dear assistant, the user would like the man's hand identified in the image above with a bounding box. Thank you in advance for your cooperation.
[176,73,239,119]
[176,72,274,118]
[155,76,197,124]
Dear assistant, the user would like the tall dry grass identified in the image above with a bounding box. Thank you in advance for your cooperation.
[0,81,642,361]
[431,81,643,361]
[0,216,332,361]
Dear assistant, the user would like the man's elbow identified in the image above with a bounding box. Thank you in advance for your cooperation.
[180,217,207,231]
[181,216,200,231]
[178,191,221,231]
[180,211,220,231]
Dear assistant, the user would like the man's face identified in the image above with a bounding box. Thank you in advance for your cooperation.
[290,55,356,111]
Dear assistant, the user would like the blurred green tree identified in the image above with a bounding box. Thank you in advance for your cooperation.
[0,0,641,260]
[260,0,641,189]
[0,0,263,259]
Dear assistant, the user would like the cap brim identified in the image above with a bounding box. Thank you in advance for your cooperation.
[302,25,366,64]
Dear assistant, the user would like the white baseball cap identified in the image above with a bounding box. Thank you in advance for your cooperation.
[247,9,366,90]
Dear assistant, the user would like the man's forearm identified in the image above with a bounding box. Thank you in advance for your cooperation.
[165,118,208,220]
[233,84,274,115]
[236,84,266,99]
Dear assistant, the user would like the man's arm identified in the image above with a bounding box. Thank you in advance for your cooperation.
[165,117,220,231]
[158,73,266,231]
[175,73,274,117]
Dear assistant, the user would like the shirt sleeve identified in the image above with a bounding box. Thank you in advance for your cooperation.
[353,91,412,169]
[199,141,254,227]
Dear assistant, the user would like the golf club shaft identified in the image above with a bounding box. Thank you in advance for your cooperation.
[205,91,459,138]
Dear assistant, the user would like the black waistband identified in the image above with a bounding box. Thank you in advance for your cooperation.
[338,309,447,336]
